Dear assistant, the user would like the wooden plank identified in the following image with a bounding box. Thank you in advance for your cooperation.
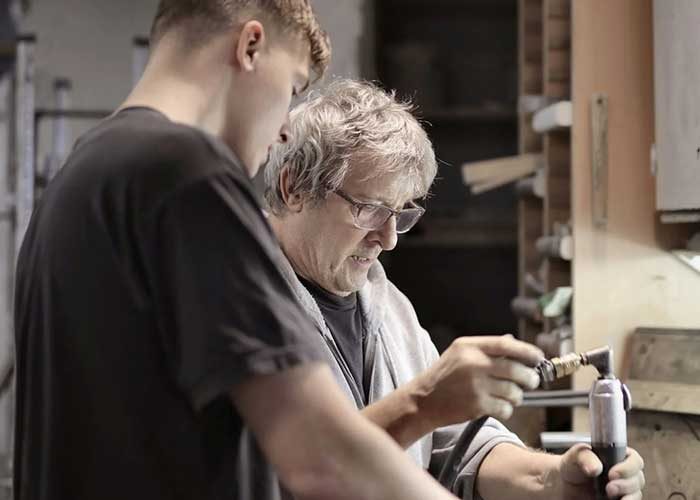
[627,328,700,384]
[546,0,571,19]
[653,1,700,210]
[524,20,543,36]
[470,176,520,194]
[546,49,571,82]
[545,81,570,99]
[519,114,543,152]
[546,206,570,228]
[462,153,542,184]
[544,131,571,233]
[522,0,543,24]
[517,196,543,343]
[520,0,544,95]
[627,380,700,415]
[628,411,700,499]
[546,130,571,171]
[544,256,571,292]
[546,175,570,208]
[547,18,571,50]
[543,0,571,103]
[521,64,543,93]
[524,33,544,63]
[571,0,700,435]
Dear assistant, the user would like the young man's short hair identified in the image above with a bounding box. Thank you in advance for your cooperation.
[150,0,331,77]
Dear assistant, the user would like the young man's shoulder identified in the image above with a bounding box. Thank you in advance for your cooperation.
[56,107,253,217]
[82,108,242,181]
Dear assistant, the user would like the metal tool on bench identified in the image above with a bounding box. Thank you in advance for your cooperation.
[438,346,631,500]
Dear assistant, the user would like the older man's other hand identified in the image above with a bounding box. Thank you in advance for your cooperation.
[558,443,645,500]
[412,335,544,427]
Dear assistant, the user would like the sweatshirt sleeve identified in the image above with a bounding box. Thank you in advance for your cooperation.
[428,418,525,500]
[419,337,525,500]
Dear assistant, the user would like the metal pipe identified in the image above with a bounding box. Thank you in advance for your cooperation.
[42,78,72,182]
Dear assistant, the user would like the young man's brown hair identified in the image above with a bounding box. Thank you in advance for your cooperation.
[150,0,331,78]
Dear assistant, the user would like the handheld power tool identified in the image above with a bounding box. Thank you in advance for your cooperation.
[438,346,631,500]
[537,346,632,500]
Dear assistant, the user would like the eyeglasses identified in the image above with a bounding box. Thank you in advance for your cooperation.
[333,189,425,234]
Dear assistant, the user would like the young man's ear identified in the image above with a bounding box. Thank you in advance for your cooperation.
[280,166,304,212]
[233,20,266,71]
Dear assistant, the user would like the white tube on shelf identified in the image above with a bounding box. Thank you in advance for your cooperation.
[532,100,572,132]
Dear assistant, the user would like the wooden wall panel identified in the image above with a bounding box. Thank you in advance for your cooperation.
[570,0,700,432]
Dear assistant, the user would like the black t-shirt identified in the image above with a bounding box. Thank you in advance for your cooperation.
[297,276,365,402]
[13,107,323,500]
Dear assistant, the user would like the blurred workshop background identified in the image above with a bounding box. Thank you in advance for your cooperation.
[1,0,699,498]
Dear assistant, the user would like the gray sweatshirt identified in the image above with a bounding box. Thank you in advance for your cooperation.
[278,257,525,499]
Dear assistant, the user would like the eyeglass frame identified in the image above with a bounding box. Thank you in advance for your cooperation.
[332,189,426,234]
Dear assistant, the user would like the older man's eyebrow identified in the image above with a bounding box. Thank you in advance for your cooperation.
[354,192,410,210]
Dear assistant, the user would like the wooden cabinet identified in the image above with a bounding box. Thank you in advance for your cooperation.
[514,1,700,458]
[653,0,700,213]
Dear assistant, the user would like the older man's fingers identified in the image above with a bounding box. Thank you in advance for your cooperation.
[478,394,514,421]
[484,378,524,407]
[609,448,645,480]
[467,336,545,367]
[607,470,645,498]
[559,444,603,484]
[574,444,603,477]
[488,358,540,390]
[619,493,642,500]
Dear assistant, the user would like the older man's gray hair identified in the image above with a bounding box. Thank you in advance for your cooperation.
[264,78,438,215]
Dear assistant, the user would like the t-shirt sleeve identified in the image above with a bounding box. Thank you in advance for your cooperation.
[428,419,525,500]
[147,173,325,411]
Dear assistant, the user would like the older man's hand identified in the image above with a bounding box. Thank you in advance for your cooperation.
[412,335,543,427]
[558,443,645,500]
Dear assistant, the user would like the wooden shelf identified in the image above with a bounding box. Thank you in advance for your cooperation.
[516,0,573,436]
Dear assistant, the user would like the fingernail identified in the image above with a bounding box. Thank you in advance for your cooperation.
[530,373,540,388]
[502,404,513,419]
[607,485,619,496]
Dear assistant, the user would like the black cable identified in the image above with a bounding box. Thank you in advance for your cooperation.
[0,360,13,396]
[437,415,489,488]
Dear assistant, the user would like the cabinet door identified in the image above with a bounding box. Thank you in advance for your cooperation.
[654,0,700,211]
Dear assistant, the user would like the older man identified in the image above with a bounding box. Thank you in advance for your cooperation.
[264,79,645,500]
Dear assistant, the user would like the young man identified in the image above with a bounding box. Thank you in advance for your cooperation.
[13,3,463,500]
[265,78,646,500]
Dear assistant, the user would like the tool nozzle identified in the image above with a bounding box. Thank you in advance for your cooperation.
[535,346,614,386]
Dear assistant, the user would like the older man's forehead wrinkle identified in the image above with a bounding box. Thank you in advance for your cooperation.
[344,165,418,210]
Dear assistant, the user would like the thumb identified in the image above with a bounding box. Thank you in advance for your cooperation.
[560,444,603,485]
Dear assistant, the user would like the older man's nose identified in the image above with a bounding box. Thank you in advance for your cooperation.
[370,216,398,251]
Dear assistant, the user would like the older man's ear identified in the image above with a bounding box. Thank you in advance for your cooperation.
[279,166,304,213]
